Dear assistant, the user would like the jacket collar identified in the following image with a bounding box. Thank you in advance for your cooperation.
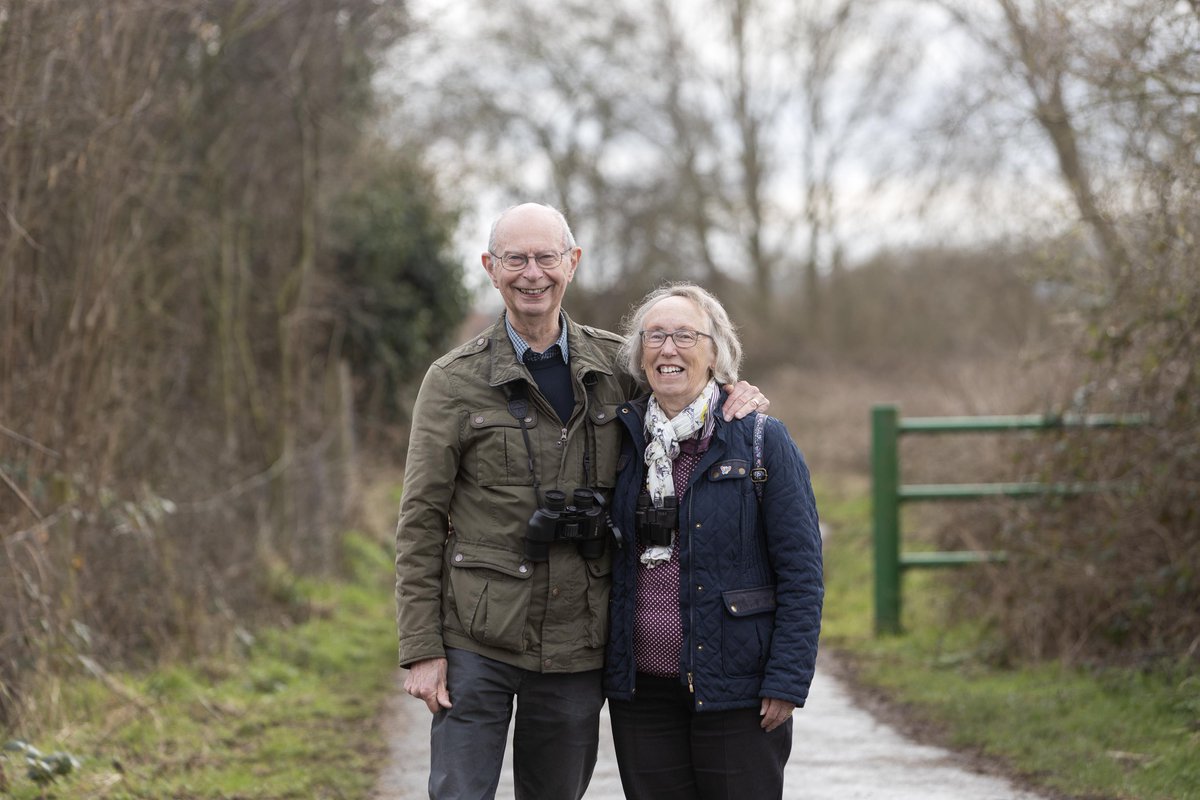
[486,309,615,389]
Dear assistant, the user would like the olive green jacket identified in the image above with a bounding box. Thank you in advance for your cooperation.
[395,312,636,673]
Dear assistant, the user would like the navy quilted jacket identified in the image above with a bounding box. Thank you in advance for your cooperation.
[603,394,823,711]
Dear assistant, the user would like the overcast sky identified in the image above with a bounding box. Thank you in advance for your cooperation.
[383,0,1076,301]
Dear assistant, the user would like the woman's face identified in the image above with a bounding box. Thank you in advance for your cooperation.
[640,296,717,417]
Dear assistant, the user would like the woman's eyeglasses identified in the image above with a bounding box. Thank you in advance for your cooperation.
[640,330,713,349]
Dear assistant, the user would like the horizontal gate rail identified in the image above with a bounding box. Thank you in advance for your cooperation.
[872,405,1147,635]
[898,482,1117,501]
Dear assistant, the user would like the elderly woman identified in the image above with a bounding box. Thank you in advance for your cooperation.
[603,283,823,800]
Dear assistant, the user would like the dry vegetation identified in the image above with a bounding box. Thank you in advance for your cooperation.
[0,0,465,727]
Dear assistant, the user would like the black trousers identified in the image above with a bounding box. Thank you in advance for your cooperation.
[608,673,792,800]
[428,647,604,800]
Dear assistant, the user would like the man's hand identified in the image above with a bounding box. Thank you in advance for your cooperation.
[759,696,795,732]
[721,380,769,421]
[404,657,452,714]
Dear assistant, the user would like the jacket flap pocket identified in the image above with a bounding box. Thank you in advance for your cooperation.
[589,404,621,426]
[469,408,538,430]
[450,541,534,580]
[707,459,750,482]
[722,586,776,617]
[586,555,612,578]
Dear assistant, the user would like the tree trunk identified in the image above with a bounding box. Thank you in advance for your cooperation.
[998,0,1130,284]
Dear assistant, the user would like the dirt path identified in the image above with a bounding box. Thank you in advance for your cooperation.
[371,652,1050,800]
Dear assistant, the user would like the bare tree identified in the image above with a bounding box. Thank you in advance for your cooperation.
[790,0,917,331]
[923,0,1200,662]
[393,0,921,341]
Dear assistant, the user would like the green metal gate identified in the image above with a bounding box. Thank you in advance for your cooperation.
[870,404,1147,635]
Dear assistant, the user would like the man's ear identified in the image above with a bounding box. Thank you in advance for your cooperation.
[565,247,582,281]
[481,252,499,286]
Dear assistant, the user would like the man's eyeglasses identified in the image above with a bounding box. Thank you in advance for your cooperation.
[640,330,713,349]
[489,249,571,271]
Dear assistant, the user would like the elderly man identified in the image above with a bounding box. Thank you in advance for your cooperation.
[395,203,767,800]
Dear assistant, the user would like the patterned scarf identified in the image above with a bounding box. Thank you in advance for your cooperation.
[640,379,720,567]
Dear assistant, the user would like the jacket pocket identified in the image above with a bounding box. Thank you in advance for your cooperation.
[468,408,538,486]
[584,552,613,648]
[445,540,534,653]
[720,586,776,678]
[704,460,754,563]
[589,403,623,488]
[705,459,751,482]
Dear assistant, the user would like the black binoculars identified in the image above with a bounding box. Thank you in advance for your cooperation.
[635,492,677,547]
[525,489,607,561]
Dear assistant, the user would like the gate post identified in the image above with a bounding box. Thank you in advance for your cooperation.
[872,405,902,634]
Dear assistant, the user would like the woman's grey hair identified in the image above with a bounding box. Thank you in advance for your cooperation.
[487,203,577,254]
[619,282,743,386]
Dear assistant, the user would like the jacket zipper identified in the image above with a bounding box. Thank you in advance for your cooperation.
[686,489,696,699]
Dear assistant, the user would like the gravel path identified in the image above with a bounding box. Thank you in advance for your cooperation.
[371,653,1050,800]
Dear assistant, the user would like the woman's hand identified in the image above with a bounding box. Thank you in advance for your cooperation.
[759,696,796,732]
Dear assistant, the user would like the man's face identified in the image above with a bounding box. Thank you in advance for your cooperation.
[482,206,579,329]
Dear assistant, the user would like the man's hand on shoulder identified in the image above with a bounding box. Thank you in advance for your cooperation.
[721,380,769,421]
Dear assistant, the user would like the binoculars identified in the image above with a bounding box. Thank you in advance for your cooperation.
[525,489,607,561]
[635,492,677,547]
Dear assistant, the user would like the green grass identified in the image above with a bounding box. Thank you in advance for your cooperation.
[1,531,399,800]
[818,478,1200,800]
[6,479,1196,799]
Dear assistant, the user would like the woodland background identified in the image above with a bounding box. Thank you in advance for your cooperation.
[1,0,1197,727]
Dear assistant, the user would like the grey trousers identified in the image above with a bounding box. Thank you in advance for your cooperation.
[428,647,604,800]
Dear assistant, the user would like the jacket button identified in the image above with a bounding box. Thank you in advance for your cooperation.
[524,416,533,423]
[621,408,629,414]
[696,644,703,651]
[476,338,485,346]
[697,700,704,707]
[731,605,739,613]
[697,585,704,592]
[597,412,606,419]
[544,659,552,668]
[519,564,529,573]
[454,554,463,562]
[695,522,702,528]
[738,467,746,475]
[551,586,560,597]
[474,415,484,424]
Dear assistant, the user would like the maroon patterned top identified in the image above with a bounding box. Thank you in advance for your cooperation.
[633,434,711,676]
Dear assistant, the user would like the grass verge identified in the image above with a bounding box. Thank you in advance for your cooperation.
[7,476,1196,799]
[0,530,398,800]
[818,477,1200,800]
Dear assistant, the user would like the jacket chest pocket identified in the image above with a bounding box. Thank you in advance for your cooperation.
[705,459,751,484]
[702,459,755,562]
[469,408,538,486]
[588,404,622,488]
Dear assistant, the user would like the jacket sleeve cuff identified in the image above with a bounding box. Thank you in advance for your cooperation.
[398,634,446,667]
